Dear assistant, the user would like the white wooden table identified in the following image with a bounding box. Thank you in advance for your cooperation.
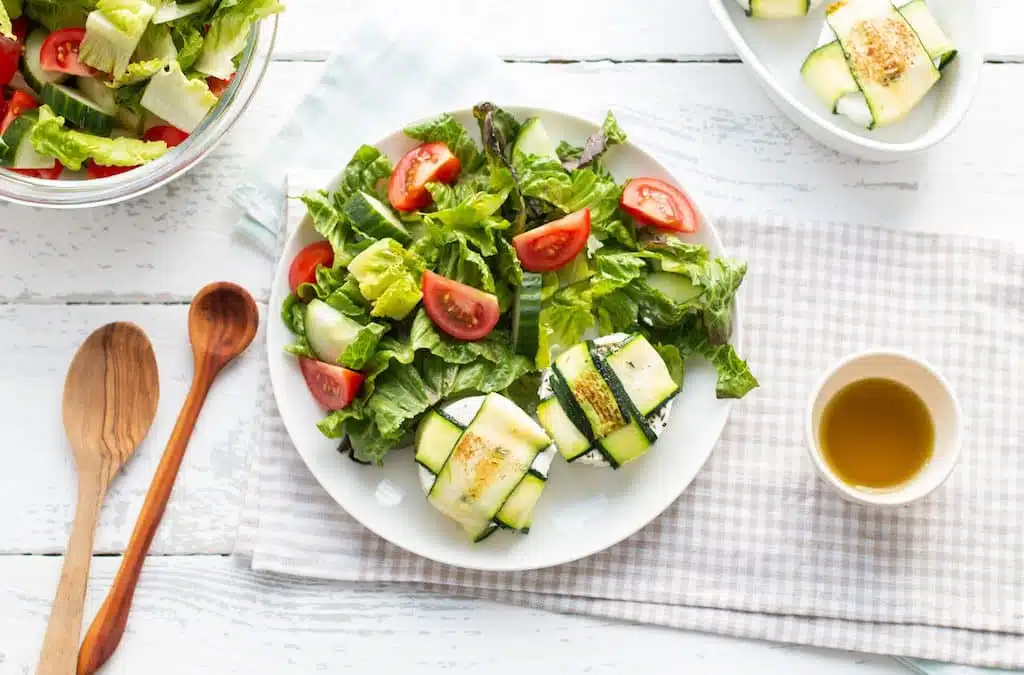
[2,1,1020,672]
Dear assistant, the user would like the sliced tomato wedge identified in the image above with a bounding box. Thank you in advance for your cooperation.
[288,240,334,296]
[207,73,235,96]
[10,163,63,179]
[387,141,461,212]
[513,208,591,273]
[0,34,21,87]
[144,124,189,148]
[620,177,699,233]
[1,89,38,134]
[11,17,30,44]
[298,357,365,411]
[39,28,96,76]
[85,161,135,179]
[421,269,500,341]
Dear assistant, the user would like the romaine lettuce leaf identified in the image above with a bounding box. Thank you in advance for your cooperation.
[109,58,165,86]
[139,60,218,132]
[79,0,157,77]
[2,0,21,19]
[24,0,95,30]
[537,279,594,368]
[134,21,177,63]
[338,322,388,371]
[196,0,283,79]
[29,105,168,170]
[153,0,212,23]
[331,144,393,208]
[404,112,484,173]
[0,2,12,38]
[296,189,370,269]
[171,21,204,70]
[409,308,513,365]
[346,238,424,320]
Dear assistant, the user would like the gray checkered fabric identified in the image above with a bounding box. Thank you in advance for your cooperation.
[235,176,1024,668]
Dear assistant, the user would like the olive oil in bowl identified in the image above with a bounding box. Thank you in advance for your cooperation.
[818,377,935,489]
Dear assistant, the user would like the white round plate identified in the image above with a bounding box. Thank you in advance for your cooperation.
[267,105,743,572]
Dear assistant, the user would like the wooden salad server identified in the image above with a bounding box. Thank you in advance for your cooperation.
[36,322,160,675]
[76,281,259,675]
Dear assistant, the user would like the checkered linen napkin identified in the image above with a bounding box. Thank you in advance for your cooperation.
[229,9,1024,673]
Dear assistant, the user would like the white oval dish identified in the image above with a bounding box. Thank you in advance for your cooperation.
[266,105,745,572]
[707,0,983,161]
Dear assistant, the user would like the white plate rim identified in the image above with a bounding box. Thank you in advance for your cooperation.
[265,104,743,572]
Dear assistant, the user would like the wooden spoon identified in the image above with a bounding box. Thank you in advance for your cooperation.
[36,322,159,675]
[77,281,259,675]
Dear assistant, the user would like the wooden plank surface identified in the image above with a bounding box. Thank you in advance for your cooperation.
[272,0,1023,62]
[1,61,1022,304]
[2,556,910,675]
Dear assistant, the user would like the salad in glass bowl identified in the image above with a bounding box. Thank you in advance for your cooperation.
[0,0,283,181]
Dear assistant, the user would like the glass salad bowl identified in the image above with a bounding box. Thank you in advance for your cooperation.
[0,15,278,209]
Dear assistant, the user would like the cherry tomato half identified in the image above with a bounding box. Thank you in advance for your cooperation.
[620,177,699,233]
[9,163,63,179]
[387,141,461,212]
[298,357,365,411]
[144,124,189,147]
[421,269,500,341]
[512,208,591,273]
[0,35,21,87]
[0,89,38,134]
[207,73,235,96]
[39,28,96,77]
[288,240,334,296]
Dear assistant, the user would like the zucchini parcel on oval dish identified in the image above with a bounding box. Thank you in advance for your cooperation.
[735,0,826,19]
[415,393,556,542]
[536,333,680,469]
[800,0,954,129]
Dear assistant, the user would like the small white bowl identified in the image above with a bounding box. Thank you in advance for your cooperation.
[805,349,963,506]
[708,0,983,161]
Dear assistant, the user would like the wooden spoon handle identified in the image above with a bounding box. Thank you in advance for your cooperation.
[36,472,106,675]
[76,371,215,675]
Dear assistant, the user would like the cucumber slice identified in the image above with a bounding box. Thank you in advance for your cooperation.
[342,190,411,245]
[42,83,115,135]
[512,271,543,363]
[427,393,551,541]
[898,0,957,69]
[414,409,464,475]
[76,76,119,116]
[645,271,702,305]
[604,334,680,417]
[513,117,559,161]
[747,0,811,18]
[22,29,68,94]
[536,396,591,462]
[553,341,629,439]
[495,473,546,533]
[826,0,939,129]
[0,112,55,170]
[303,298,364,365]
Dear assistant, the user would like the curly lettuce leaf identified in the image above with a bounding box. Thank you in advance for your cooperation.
[79,0,157,77]
[346,238,423,320]
[196,0,283,79]
[331,144,393,208]
[403,112,484,173]
[30,105,168,170]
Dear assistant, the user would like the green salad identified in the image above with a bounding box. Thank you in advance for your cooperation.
[280,101,758,467]
[0,0,284,179]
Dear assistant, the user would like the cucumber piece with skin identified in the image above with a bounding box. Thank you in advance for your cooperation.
[42,83,115,135]
[495,473,546,533]
[342,190,411,245]
[22,29,68,94]
[76,76,119,116]
[303,298,364,365]
[536,395,591,462]
[414,409,464,475]
[513,117,559,161]
[0,112,56,169]
[825,0,940,129]
[512,271,543,363]
[644,270,702,305]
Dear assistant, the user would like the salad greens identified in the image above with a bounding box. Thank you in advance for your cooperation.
[0,0,283,179]
[281,102,758,466]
